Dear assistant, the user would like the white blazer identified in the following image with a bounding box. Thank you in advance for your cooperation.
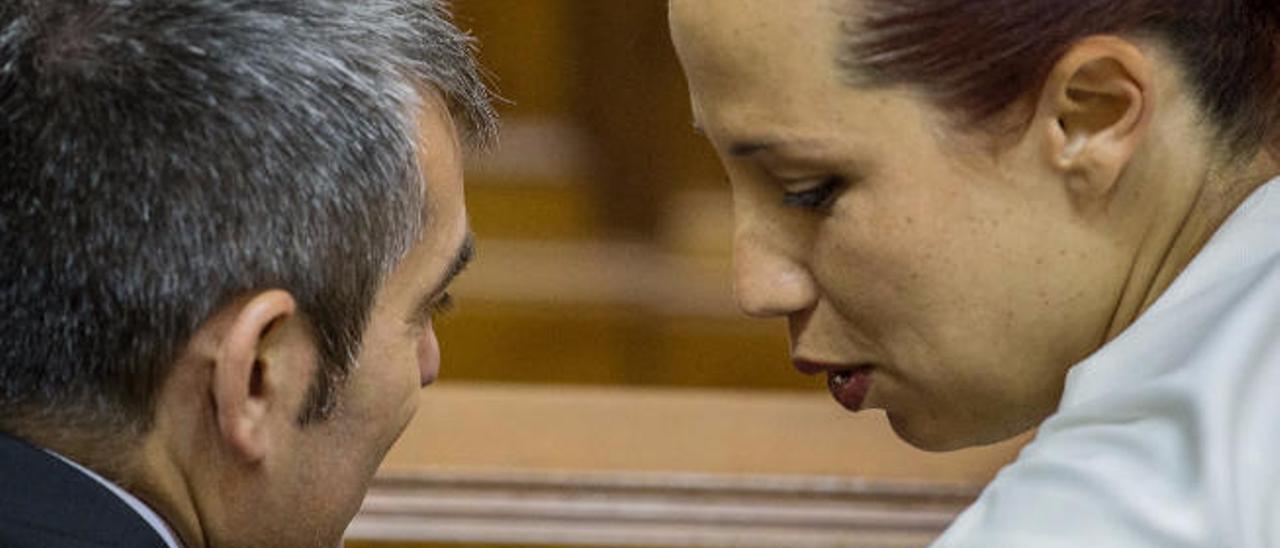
[936,179,1280,547]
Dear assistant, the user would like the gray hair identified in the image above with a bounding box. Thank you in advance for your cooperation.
[0,0,497,437]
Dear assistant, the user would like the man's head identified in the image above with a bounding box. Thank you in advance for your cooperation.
[0,0,494,545]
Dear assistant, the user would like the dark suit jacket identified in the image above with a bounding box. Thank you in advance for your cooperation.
[0,432,168,547]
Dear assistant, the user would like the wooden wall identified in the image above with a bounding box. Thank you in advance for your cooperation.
[345,2,1027,546]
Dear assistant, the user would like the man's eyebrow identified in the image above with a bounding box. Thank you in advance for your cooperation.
[409,231,475,322]
[437,231,475,293]
[728,141,773,157]
[442,231,478,289]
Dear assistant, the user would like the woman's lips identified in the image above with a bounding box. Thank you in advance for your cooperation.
[793,359,874,412]
[827,367,873,412]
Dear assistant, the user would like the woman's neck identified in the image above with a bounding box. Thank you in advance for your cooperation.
[1105,149,1280,341]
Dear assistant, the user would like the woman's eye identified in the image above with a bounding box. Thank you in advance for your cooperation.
[782,176,844,210]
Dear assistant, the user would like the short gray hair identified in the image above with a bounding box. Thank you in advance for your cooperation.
[0,0,497,437]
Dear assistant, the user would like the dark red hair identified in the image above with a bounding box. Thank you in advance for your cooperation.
[844,0,1280,154]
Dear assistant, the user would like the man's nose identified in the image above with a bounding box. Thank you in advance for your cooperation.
[732,230,816,318]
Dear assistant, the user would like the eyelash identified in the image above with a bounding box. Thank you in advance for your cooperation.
[412,292,455,327]
[782,176,845,210]
[429,292,455,318]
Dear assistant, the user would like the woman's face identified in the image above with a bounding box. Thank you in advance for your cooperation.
[671,0,1133,450]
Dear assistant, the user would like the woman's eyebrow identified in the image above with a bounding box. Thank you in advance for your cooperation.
[693,120,829,159]
[693,123,775,157]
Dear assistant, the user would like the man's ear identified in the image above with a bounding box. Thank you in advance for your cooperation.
[1034,36,1153,209]
[210,290,311,464]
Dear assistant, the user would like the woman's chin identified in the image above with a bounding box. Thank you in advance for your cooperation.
[886,411,1024,452]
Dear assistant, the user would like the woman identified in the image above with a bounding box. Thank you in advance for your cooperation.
[670,0,1280,545]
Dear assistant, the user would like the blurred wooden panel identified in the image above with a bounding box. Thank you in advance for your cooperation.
[344,383,1028,547]
[437,301,652,386]
[456,0,724,240]
[346,544,538,548]
[438,238,807,389]
[379,384,1023,479]
[348,541,648,548]
[349,471,974,547]
[465,183,599,241]
[568,0,725,237]
[348,543,617,548]
[436,301,799,388]
[652,317,802,389]
[453,0,576,117]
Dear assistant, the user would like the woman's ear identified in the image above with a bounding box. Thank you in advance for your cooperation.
[208,290,313,464]
[1033,36,1154,210]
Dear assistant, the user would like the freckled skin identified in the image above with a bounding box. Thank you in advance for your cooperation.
[670,0,1136,450]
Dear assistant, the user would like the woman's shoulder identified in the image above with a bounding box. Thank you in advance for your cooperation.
[938,183,1280,547]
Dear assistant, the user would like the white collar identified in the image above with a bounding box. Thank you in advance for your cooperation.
[45,449,184,548]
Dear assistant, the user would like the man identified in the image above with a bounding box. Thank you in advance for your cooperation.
[0,1,495,546]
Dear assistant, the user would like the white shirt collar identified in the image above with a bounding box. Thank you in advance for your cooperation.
[45,449,184,548]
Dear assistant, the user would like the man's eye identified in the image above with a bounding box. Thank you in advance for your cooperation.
[782,176,845,210]
[413,292,456,326]
[429,292,455,318]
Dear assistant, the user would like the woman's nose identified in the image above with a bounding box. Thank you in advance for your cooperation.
[732,230,817,318]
